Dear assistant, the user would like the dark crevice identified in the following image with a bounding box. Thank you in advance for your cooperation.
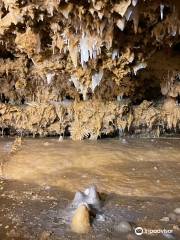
[99,129,120,139]
[0,93,9,103]
[173,42,180,53]
[0,48,15,60]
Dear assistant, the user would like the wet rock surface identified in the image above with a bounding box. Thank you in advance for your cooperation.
[0,137,180,239]
[0,179,180,240]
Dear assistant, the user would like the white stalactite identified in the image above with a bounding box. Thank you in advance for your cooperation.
[91,70,103,92]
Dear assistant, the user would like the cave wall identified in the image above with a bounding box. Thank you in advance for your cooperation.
[0,0,180,139]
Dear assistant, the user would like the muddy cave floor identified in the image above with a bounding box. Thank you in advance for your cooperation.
[0,137,180,240]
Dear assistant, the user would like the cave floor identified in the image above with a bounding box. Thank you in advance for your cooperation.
[0,138,180,240]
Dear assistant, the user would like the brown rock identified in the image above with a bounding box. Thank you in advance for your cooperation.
[71,204,91,234]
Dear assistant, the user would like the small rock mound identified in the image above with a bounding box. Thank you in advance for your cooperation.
[71,204,91,234]
[71,185,101,210]
[69,185,101,234]
[114,221,132,233]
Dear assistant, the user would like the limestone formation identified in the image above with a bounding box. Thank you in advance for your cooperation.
[71,185,101,210]
[71,204,91,234]
[0,0,179,139]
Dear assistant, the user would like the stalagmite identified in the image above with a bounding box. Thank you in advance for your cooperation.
[71,204,91,234]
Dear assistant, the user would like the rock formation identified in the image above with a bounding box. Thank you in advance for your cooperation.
[71,185,101,210]
[70,185,101,234]
[71,204,91,234]
[0,0,179,139]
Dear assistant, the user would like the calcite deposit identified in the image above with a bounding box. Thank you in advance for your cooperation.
[0,0,179,140]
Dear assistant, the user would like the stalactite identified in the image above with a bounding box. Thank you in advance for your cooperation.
[0,0,179,139]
